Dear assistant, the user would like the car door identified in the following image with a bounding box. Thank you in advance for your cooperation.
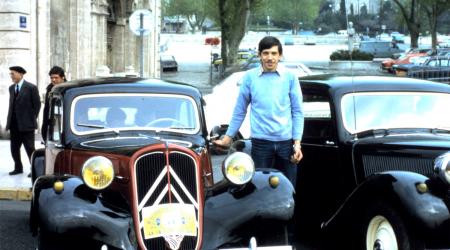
[296,88,344,226]
[45,97,65,175]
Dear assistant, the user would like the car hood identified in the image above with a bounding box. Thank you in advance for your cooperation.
[353,133,450,178]
[70,135,199,156]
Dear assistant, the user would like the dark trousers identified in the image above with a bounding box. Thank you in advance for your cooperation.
[10,127,35,172]
[251,138,297,188]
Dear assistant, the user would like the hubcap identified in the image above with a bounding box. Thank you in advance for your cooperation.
[366,215,398,250]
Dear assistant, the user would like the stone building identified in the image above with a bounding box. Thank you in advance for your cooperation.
[0,0,161,135]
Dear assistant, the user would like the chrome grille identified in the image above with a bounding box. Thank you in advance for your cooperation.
[135,150,199,250]
[362,154,434,177]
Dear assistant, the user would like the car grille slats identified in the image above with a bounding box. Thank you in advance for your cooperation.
[362,154,434,177]
[134,150,199,250]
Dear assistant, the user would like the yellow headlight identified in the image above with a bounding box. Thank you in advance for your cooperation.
[82,156,114,190]
[223,152,255,185]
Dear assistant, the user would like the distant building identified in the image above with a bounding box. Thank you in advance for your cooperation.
[162,16,188,33]
[0,0,161,135]
[332,0,380,15]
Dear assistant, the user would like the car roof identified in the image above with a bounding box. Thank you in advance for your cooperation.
[51,77,202,99]
[299,74,450,95]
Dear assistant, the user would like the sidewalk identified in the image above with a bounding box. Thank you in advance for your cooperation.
[0,139,43,201]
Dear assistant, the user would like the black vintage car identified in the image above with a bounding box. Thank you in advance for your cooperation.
[294,75,450,249]
[30,77,295,250]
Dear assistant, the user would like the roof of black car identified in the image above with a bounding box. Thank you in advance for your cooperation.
[51,77,202,98]
[299,74,450,94]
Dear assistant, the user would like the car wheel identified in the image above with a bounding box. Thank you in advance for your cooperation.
[363,202,424,250]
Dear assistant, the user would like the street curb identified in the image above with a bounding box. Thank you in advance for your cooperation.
[0,188,32,201]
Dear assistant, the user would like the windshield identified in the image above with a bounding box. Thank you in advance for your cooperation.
[341,92,450,134]
[71,93,200,135]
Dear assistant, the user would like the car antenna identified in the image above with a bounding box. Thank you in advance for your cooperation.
[344,0,358,140]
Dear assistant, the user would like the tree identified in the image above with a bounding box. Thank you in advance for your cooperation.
[164,0,214,32]
[392,0,422,48]
[421,0,450,51]
[268,0,322,34]
[217,0,252,70]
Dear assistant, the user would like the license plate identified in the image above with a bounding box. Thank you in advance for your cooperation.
[142,203,197,239]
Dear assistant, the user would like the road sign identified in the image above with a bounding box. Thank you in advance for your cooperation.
[129,9,152,36]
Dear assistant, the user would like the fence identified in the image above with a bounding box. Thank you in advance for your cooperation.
[407,68,450,84]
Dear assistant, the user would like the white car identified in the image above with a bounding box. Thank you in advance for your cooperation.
[204,63,313,138]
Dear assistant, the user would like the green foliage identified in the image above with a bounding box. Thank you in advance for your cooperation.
[329,50,374,61]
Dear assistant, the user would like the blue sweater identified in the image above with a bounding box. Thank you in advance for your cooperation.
[226,66,304,141]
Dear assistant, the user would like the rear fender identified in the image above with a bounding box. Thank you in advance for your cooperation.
[31,148,45,183]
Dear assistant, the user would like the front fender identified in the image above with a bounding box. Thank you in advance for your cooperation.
[322,171,450,235]
[203,169,295,249]
[30,175,136,250]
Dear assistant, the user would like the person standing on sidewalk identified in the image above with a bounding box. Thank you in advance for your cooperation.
[41,66,66,142]
[6,66,41,176]
[213,36,304,187]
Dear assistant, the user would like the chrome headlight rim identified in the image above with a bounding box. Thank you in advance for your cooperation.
[434,152,450,185]
[81,156,115,190]
[222,152,255,185]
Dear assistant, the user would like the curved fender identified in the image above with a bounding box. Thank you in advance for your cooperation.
[202,169,295,249]
[322,171,450,233]
[31,176,136,250]
[30,148,45,183]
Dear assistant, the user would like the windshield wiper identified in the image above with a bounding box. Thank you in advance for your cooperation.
[431,128,450,134]
[77,123,105,129]
[355,128,388,139]
[168,126,196,130]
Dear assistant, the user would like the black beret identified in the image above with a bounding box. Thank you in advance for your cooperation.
[9,66,27,74]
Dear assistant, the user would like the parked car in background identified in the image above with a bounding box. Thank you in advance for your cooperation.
[160,54,178,72]
[284,36,294,45]
[359,40,403,58]
[394,55,450,77]
[391,32,405,44]
[381,48,430,73]
[30,77,295,250]
[406,56,450,84]
[303,36,317,45]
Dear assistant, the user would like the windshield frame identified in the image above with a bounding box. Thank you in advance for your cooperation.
[70,93,201,136]
[341,91,450,134]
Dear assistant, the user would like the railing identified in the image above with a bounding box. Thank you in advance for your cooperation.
[407,68,450,84]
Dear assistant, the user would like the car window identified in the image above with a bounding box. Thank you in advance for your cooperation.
[303,92,335,144]
[71,93,200,135]
[341,92,450,134]
[49,97,63,142]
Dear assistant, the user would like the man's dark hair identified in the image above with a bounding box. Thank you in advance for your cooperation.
[48,66,66,79]
[258,36,283,55]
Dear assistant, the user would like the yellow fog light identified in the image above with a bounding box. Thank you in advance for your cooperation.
[53,180,64,194]
[82,156,114,190]
[223,152,255,185]
[269,176,280,188]
[416,182,428,194]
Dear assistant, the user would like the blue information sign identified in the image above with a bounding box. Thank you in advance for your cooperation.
[20,16,27,28]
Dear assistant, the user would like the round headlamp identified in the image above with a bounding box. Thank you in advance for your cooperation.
[434,152,450,185]
[82,156,114,190]
[222,152,255,185]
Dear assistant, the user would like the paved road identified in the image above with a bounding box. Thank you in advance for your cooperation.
[0,200,36,250]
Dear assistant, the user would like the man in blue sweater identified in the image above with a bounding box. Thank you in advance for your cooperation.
[213,36,304,186]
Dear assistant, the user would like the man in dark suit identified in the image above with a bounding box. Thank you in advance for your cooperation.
[6,66,41,175]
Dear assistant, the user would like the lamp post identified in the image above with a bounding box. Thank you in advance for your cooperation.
[266,16,270,35]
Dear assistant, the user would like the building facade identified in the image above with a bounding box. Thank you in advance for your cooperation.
[0,0,161,135]
[332,0,381,15]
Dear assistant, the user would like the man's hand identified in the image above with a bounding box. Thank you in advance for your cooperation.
[212,135,233,148]
[290,146,303,164]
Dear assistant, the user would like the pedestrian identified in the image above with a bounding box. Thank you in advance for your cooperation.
[6,66,41,176]
[213,36,304,187]
[41,66,66,141]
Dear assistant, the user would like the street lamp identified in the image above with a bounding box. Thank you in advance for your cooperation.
[266,16,270,35]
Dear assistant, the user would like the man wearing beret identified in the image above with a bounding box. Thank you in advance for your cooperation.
[6,66,41,176]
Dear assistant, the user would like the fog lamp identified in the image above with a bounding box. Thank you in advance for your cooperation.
[82,156,114,190]
[53,180,64,194]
